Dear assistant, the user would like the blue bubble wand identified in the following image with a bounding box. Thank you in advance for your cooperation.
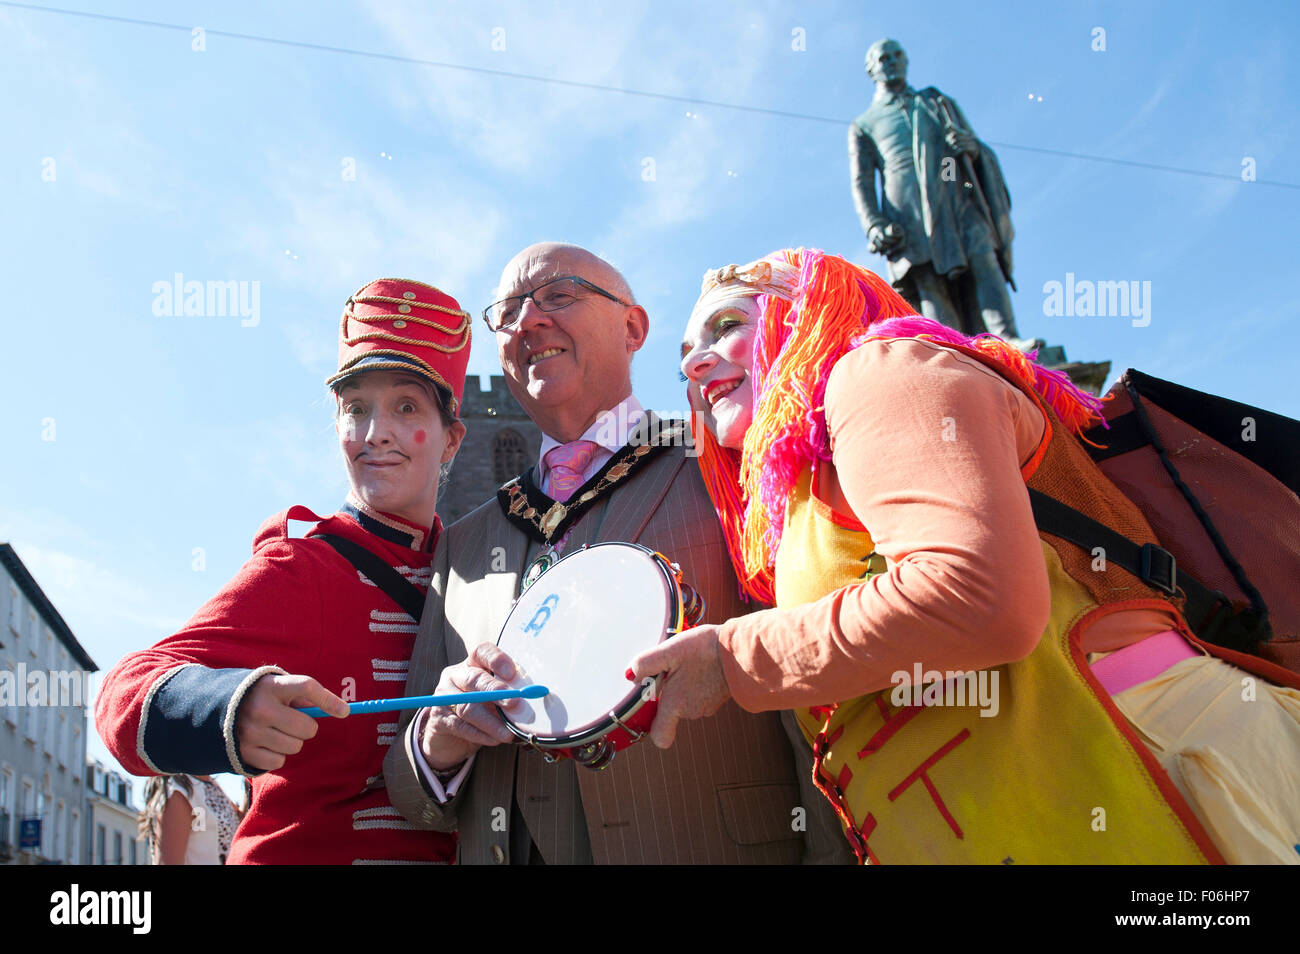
[299,684,549,718]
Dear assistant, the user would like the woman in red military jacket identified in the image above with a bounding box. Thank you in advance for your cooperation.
[95,279,471,864]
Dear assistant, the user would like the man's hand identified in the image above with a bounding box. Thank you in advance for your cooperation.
[867,222,905,257]
[944,127,979,156]
[419,643,522,771]
[236,673,348,772]
[628,624,731,750]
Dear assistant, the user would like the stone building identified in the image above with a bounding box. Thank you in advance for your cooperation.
[0,543,96,865]
[439,374,542,525]
[85,760,149,865]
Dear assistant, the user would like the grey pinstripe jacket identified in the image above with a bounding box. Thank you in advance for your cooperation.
[383,442,852,864]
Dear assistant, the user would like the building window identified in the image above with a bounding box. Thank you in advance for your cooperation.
[56,712,67,768]
[129,838,137,866]
[44,700,57,755]
[114,831,123,865]
[491,428,529,484]
[22,779,34,849]
[95,824,105,865]
[54,800,65,861]
[70,809,79,864]
[0,766,11,845]
[35,790,45,856]
[2,655,17,725]
[22,695,38,742]
[6,583,19,636]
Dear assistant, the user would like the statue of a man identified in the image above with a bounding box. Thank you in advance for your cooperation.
[850,38,1036,348]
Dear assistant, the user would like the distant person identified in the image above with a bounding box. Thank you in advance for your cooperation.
[139,774,241,865]
[96,279,471,864]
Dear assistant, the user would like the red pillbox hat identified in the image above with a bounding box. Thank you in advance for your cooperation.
[326,278,472,416]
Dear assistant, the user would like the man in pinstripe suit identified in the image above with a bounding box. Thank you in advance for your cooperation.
[384,242,851,864]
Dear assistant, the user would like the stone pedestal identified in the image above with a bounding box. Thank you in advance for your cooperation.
[1035,344,1110,396]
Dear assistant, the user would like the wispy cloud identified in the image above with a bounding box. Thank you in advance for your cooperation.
[10,542,187,637]
[362,1,666,175]
[222,152,504,373]
[228,153,503,299]
[2,8,173,216]
[175,411,347,508]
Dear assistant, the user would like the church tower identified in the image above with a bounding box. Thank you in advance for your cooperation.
[438,374,542,525]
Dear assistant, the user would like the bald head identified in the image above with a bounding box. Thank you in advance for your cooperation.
[866,38,907,86]
[492,241,649,442]
[495,242,636,306]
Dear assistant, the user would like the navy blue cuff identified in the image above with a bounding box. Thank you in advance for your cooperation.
[140,664,284,776]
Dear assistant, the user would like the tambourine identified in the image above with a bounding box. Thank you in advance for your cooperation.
[495,542,704,770]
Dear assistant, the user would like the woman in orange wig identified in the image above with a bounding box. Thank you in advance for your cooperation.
[630,248,1300,864]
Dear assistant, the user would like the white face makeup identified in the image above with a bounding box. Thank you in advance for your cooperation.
[335,371,464,527]
[680,295,762,451]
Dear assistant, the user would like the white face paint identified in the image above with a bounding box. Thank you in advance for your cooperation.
[679,294,762,451]
[334,371,464,527]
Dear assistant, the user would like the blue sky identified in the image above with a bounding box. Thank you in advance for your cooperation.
[3,0,1298,794]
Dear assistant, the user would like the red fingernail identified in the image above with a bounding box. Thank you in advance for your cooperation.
[625,668,635,681]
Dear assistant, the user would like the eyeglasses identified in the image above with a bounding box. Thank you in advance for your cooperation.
[482,276,630,331]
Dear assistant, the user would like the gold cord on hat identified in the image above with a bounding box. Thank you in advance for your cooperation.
[325,349,460,414]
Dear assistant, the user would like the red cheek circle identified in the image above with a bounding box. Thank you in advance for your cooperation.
[414,429,427,444]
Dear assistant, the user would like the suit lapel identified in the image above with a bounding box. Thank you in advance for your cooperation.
[595,445,685,544]
[489,508,532,611]
[445,506,532,665]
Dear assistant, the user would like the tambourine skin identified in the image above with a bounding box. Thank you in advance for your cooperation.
[494,542,688,770]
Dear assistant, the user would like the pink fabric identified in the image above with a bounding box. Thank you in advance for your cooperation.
[1090,630,1198,696]
[544,439,600,501]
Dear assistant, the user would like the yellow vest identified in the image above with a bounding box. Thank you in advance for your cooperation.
[776,464,1221,864]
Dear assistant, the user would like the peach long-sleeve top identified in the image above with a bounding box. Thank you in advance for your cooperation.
[716,336,1177,712]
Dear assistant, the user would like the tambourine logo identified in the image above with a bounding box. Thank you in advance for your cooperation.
[523,594,560,637]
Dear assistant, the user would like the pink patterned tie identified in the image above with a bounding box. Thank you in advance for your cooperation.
[543,440,600,501]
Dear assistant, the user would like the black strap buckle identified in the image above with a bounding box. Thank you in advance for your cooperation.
[1138,543,1178,595]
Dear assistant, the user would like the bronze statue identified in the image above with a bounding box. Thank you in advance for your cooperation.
[850,38,1037,349]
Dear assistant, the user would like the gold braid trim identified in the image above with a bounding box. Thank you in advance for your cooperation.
[352,294,470,320]
[341,308,471,353]
[325,349,459,415]
[349,277,466,308]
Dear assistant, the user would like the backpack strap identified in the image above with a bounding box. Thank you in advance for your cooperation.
[1027,489,1270,655]
[1123,381,1273,631]
[315,534,426,622]
[1080,411,1148,462]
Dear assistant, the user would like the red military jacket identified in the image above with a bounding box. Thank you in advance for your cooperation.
[94,496,455,864]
